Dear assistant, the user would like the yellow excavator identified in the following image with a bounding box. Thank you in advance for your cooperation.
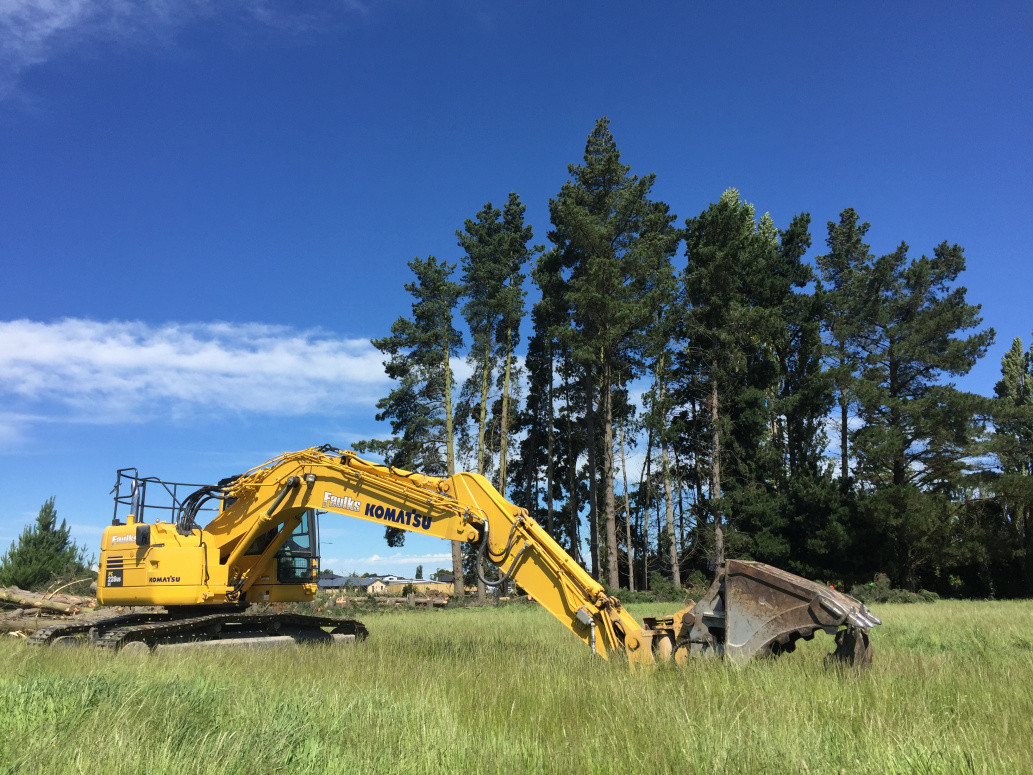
[31,445,880,665]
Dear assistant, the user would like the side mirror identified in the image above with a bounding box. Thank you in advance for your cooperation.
[135,524,151,547]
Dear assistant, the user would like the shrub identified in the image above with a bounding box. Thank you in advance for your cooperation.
[849,574,937,604]
[0,498,93,592]
[648,571,689,603]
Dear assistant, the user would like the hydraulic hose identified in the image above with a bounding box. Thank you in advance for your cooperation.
[474,519,530,589]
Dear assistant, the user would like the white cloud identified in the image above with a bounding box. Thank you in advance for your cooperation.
[0,0,371,100]
[0,411,41,447]
[0,317,388,425]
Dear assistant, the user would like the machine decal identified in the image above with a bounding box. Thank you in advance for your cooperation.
[364,502,431,530]
[148,576,182,583]
[322,492,362,512]
[111,534,136,545]
[106,569,123,587]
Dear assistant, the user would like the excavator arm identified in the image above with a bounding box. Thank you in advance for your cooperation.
[207,447,655,666]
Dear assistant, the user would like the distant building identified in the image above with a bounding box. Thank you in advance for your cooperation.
[347,576,388,595]
[315,572,459,596]
[316,573,349,590]
[382,578,453,596]
[318,574,388,595]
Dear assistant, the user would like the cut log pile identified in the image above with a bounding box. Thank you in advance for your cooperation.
[324,594,450,609]
[1,586,96,634]
[383,595,449,609]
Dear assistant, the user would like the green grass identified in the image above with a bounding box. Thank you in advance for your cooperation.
[1,600,1031,774]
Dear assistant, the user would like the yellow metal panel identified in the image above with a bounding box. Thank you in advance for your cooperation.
[98,523,210,606]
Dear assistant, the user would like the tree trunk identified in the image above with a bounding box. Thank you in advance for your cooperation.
[710,375,722,503]
[472,341,492,602]
[498,327,514,493]
[0,587,84,614]
[656,369,680,587]
[563,369,581,564]
[673,447,686,562]
[837,340,851,490]
[640,424,654,592]
[654,485,665,585]
[586,375,600,581]
[545,343,556,535]
[477,341,491,475]
[443,336,464,599]
[691,395,706,556]
[710,372,723,567]
[661,437,680,587]
[1023,504,1033,597]
[602,363,619,590]
[839,389,849,489]
[618,422,634,591]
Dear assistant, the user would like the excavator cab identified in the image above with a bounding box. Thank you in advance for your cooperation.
[240,508,320,584]
[274,509,319,584]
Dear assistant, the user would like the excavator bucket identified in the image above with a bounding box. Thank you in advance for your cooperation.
[674,560,881,666]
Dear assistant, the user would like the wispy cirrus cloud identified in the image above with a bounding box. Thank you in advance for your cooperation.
[0,318,388,435]
[0,0,370,100]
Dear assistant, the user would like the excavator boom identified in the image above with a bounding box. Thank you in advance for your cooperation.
[206,447,654,665]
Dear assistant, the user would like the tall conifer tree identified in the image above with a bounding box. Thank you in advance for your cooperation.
[985,337,1033,593]
[852,241,993,589]
[360,256,466,594]
[816,209,874,489]
[456,194,533,597]
[546,117,678,588]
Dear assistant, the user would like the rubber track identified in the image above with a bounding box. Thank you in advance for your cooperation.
[91,612,369,650]
[27,612,175,646]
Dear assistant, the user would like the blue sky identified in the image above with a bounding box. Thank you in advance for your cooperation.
[1,1,1030,577]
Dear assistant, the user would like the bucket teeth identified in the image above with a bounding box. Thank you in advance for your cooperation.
[825,627,873,669]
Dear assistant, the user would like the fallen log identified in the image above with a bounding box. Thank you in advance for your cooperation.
[0,615,62,634]
[0,587,80,615]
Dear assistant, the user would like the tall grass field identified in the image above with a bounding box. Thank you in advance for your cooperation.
[1,600,1031,774]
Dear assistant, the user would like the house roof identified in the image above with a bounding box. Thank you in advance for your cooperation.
[317,574,449,589]
[317,574,384,588]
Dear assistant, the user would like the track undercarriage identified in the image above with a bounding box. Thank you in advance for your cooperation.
[27,608,368,652]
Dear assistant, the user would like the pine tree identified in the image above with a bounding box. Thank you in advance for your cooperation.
[851,240,993,589]
[496,194,534,492]
[679,191,841,577]
[547,117,679,588]
[640,243,682,586]
[681,190,780,560]
[986,337,1033,593]
[511,242,589,568]
[0,498,91,591]
[994,337,1033,476]
[358,255,466,594]
[457,200,507,480]
[454,193,533,597]
[456,193,533,488]
[815,209,874,489]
